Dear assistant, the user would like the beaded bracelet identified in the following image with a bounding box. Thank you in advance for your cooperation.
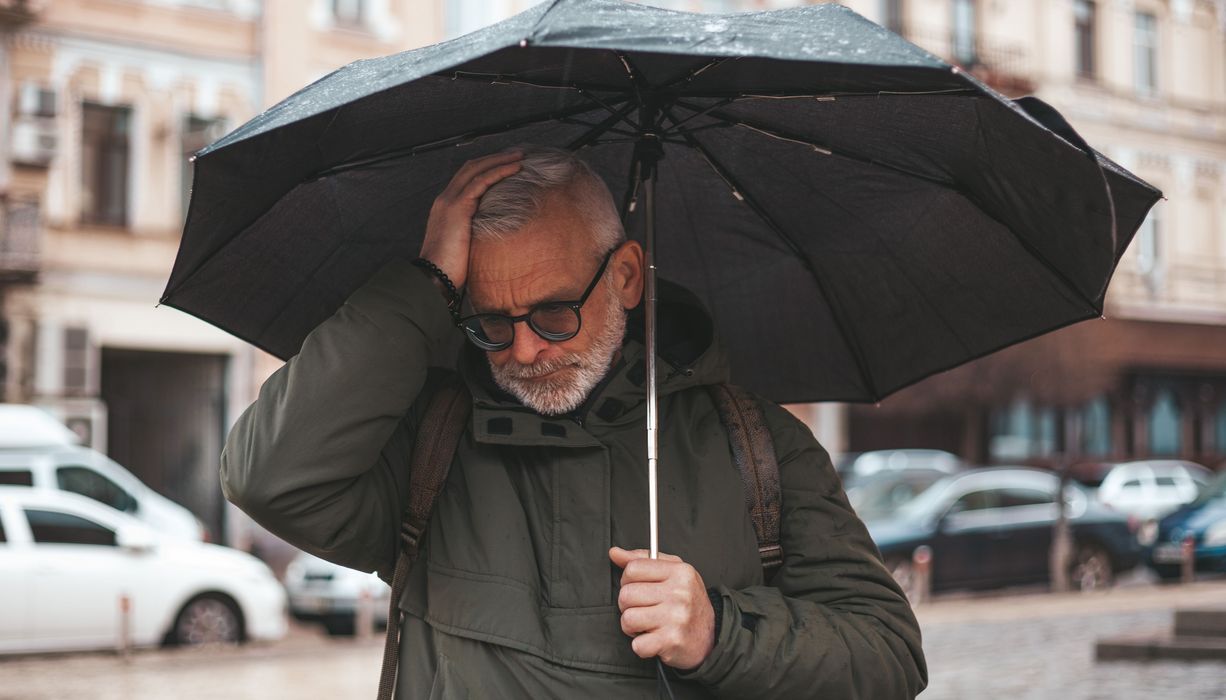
[411,257,462,322]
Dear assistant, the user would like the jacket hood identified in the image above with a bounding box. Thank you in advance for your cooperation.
[458,278,731,445]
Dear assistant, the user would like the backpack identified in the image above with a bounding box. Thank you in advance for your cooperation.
[376,380,782,700]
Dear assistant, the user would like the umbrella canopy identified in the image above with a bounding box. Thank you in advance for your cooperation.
[165,0,1160,404]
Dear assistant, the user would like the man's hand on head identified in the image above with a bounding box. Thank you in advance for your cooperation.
[610,546,716,671]
[418,149,523,292]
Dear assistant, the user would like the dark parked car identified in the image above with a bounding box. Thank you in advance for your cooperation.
[868,468,1143,599]
[1148,470,1226,580]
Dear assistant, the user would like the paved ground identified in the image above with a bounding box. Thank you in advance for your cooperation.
[2,579,1224,699]
[915,580,1226,699]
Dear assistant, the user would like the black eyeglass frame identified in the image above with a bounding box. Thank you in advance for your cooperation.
[457,246,618,352]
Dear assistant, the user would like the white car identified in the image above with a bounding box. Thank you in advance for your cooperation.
[0,404,205,541]
[284,551,390,636]
[1096,460,1212,521]
[0,487,287,655]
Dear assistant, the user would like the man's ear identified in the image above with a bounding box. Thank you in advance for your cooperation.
[613,241,645,309]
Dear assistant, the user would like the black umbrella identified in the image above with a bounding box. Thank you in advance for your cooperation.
[165,0,1158,580]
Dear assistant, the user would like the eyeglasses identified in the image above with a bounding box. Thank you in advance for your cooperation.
[457,247,616,352]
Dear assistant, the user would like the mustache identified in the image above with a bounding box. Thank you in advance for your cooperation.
[500,354,582,379]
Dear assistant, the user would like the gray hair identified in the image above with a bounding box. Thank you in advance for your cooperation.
[472,145,625,256]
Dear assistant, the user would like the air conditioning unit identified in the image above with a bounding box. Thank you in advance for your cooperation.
[11,117,56,167]
[16,82,56,119]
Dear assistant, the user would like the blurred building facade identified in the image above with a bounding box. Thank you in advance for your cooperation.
[0,0,451,542]
[830,0,1226,471]
[0,0,1221,545]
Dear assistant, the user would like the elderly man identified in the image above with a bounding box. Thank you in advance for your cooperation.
[222,146,926,698]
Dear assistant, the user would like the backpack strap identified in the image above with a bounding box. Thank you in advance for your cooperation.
[377,379,471,700]
[706,384,783,582]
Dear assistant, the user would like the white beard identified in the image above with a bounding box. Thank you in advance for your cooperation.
[489,280,626,416]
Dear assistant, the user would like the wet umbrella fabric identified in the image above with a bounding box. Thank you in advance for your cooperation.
[165,0,1159,405]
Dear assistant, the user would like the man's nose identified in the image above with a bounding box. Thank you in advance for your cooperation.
[508,321,549,365]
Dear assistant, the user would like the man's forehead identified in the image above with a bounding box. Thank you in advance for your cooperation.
[468,244,589,312]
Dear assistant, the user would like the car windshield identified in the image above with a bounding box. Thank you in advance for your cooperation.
[893,476,958,520]
[847,470,946,521]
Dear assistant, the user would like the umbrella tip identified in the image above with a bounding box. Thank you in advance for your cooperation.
[519,38,529,47]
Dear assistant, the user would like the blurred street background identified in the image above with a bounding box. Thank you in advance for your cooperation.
[0,0,1223,698]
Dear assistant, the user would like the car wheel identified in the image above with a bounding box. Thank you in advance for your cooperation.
[168,594,243,646]
[886,556,922,602]
[1070,544,1114,591]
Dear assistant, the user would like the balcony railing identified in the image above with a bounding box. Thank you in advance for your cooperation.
[0,196,41,281]
[903,27,1035,96]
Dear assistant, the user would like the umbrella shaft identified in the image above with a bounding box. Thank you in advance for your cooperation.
[644,168,660,561]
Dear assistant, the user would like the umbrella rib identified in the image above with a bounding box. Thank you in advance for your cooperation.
[671,99,958,189]
[559,117,638,138]
[566,101,642,151]
[166,98,632,303]
[676,100,1109,315]
[674,87,980,100]
[658,58,730,92]
[445,70,627,93]
[663,96,739,132]
[661,108,882,400]
[304,97,630,180]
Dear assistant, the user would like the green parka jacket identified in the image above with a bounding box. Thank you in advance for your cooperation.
[221,258,927,699]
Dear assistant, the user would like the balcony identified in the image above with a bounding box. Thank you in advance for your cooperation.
[0,195,41,282]
[0,0,43,28]
[904,27,1035,97]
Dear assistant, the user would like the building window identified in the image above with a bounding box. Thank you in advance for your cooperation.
[1081,397,1111,457]
[181,115,226,221]
[1134,11,1158,95]
[1136,204,1161,294]
[331,0,365,26]
[80,102,131,227]
[1073,0,1096,79]
[951,0,977,66]
[1216,398,1226,455]
[1149,388,1180,456]
[880,0,904,34]
[989,397,1034,461]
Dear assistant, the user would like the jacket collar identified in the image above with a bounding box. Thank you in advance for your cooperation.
[458,279,730,447]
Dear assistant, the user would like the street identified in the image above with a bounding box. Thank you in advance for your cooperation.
[916,580,1226,700]
[2,580,1224,699]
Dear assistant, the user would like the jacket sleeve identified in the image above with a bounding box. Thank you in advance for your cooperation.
[220,259,458,575]
[679,401,928,699]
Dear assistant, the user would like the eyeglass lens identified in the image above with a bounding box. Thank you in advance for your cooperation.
[469,303,580,348]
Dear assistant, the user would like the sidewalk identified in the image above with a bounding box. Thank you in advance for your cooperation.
[2,582,1224,700]
[917,578,1226,627]
[918,580,1226,700]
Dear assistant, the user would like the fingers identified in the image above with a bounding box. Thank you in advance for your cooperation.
[420,149,523,289]
[444,150,523,200]
[455,160,523,206]
[618,603,662,637]
[617,581,664,612]
[630,630,673,661]
[609,546,681,568]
